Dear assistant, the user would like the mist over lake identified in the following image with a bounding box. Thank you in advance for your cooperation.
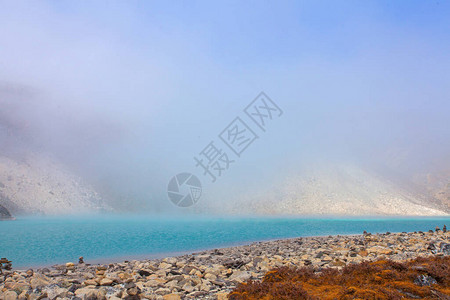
[0,1,449,299]
[0,1,449,217]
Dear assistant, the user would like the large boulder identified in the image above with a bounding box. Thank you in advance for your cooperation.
[0,203,13,220]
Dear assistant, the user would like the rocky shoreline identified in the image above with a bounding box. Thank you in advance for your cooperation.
[1,226,449,300]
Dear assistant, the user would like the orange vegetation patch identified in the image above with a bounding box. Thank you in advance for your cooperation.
[228,256,450,299]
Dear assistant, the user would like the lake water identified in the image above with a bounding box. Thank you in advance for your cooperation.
[1,215,449,268]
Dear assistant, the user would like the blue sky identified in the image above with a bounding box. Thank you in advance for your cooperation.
[42,1,450,68]
[0,1,449,211]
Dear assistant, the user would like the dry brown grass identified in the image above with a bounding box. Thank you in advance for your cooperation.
[228,256,450,299]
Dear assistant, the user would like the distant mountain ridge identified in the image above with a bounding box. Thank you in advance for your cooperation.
[0,152,447,216]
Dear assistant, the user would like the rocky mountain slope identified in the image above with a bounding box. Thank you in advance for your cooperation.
[411,170,450,212]
[223,163,449,216]
[0,153,111,216]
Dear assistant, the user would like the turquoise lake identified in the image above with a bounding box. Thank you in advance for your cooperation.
[1,215,449,268]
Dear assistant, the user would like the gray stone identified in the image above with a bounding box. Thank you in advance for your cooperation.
[3,291,18,300]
